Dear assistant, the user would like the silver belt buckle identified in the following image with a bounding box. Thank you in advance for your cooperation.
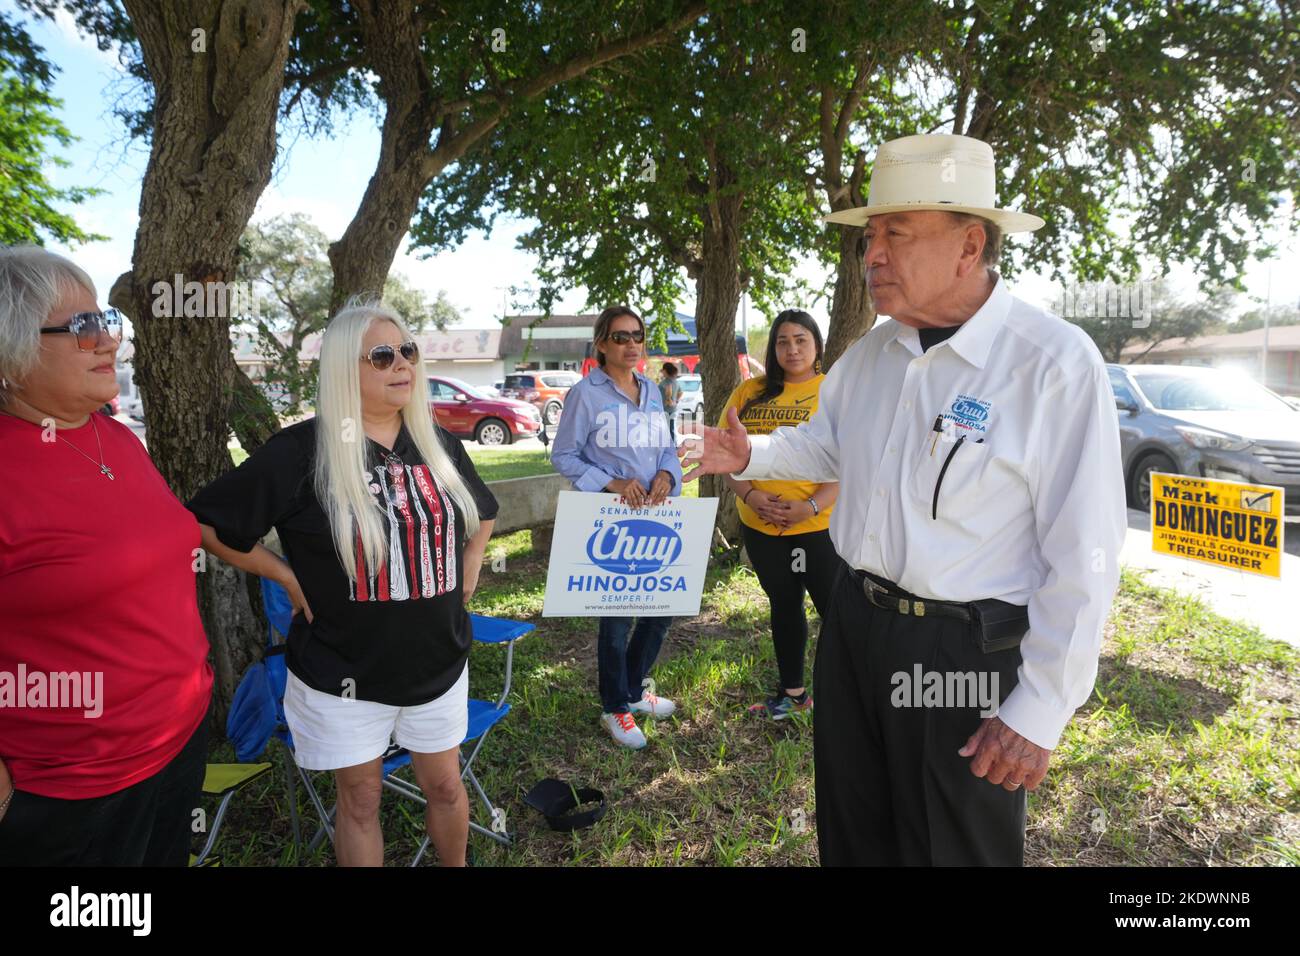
[898,598,909,615]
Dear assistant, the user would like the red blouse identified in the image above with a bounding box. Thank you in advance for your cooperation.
[0,412,213,798]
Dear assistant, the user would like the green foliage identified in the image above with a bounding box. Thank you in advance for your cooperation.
[1225,305,1300,334]
[236,213,460,414]
[0,10,103,245]
[920,0,1299,289]
[1063,276,1234,362]
[412,2,831,324]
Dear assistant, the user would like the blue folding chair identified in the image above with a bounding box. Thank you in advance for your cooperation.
[229,577,532,864]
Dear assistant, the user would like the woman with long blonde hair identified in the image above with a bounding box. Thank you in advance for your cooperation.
[189,300,497,866]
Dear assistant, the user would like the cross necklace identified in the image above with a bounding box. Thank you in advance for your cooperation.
[58,414,115,480]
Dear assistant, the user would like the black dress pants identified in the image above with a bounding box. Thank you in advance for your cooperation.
[0,717,209,866]
[813,565,1027,866]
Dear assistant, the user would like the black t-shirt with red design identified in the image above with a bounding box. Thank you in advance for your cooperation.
[187,418,498,706]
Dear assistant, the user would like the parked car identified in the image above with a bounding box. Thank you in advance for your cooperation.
[1108,363,1300,515]
[672,373,703,426]
[428,375,541,446]
[500,370,580,426]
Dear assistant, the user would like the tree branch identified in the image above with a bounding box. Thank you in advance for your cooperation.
[436,1,708,117]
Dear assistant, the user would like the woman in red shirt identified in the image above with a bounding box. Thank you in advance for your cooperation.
[0,246,214,865]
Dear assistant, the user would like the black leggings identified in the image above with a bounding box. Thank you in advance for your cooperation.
[742,524,842,691]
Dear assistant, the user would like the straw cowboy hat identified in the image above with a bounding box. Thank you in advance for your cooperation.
[824,134,1045,233]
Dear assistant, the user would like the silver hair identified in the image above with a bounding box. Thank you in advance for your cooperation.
[0,245,98,401]
[947,213,1003,268]
[314,296,481,585]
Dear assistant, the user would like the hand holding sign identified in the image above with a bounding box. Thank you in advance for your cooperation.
[678,407,752,482]
[648,470,673,506]
[607,477,649,508]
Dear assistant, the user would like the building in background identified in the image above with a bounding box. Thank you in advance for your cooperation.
[503,311,757,379]
[233,327,504,390]
[499,314,596,372]
[1122,326,1300,397]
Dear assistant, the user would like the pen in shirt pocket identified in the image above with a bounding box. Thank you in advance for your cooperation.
[931,431,987,519]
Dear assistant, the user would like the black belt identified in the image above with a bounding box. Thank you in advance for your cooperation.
[853,568,971,621]
[849,568,1030,653]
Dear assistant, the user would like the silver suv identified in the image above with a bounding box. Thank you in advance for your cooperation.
[1108,363,1300,516]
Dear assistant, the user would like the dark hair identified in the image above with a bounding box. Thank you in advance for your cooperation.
[739,310,824,418]
[662,362,678,377]
[947,212,1003,267]
[592,305,644,367]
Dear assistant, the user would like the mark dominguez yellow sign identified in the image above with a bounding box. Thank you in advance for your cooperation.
[1150,472,1284,579]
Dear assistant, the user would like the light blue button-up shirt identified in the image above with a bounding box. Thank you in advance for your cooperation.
[552,366,683,495]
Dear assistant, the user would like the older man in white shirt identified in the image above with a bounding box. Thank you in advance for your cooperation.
[682,135,1127,865]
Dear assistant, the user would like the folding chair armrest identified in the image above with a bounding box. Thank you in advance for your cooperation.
[468,613,534,645]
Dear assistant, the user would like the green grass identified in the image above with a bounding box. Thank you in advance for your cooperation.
[201,550,1299,867]
[466,447,556,482]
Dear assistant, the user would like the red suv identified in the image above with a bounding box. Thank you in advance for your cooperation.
[501,370,580,426]
[428,375,542,445]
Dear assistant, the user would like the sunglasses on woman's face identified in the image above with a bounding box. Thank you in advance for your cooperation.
[607,330,645,345]
[40,309,124,351]
[361,341,419,371]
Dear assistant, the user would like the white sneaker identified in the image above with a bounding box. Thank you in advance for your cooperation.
[601,711,647,749]
[629,690,676,719]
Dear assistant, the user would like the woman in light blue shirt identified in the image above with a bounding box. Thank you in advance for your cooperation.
[551,306,683,750]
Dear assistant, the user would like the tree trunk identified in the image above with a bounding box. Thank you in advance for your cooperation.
[112,0,303,724]
[325,0,705,314]
[228,354,280,453]
[694,162,745,546]
[326,0,497,313]
[824,224,876,369]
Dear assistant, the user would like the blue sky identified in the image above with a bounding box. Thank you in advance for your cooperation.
[16,2,1299,340]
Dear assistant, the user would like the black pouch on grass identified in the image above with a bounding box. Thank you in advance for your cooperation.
[523,778,607,832]
[969,599,1030,654]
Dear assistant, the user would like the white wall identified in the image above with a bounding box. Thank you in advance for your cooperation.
[426,359,504,389]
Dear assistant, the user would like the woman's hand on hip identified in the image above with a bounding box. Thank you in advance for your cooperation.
[274,564,314,624]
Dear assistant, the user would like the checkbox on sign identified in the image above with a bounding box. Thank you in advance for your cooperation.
[1240,490,1274,513]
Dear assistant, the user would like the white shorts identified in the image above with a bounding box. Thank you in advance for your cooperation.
[283,664,469,771]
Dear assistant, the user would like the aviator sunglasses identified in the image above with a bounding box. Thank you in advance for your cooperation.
[361,341,419,371]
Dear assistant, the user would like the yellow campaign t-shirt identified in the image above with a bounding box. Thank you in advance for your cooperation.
[720,374,834,535]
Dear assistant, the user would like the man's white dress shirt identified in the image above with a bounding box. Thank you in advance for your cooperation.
[737,276,1127,749]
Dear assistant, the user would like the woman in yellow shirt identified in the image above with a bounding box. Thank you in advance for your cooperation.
[721,310,840,720]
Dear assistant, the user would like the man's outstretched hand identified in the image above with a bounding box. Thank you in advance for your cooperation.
[678,407,752,482]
